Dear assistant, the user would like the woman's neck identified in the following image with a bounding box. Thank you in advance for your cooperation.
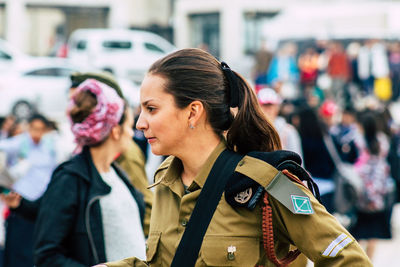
[179,134,221,186]
[90,144,118,173]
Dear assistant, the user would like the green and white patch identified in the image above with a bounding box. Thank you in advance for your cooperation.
[291,195,314,214]
[265,171,314,215]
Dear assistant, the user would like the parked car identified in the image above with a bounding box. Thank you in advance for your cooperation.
[0,38,35,71]
[67,28,176,83]
[0,59,140,121]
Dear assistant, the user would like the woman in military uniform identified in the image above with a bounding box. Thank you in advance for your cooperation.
[101,48,372,267]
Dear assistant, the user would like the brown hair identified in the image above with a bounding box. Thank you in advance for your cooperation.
[68,90,127,146]
[148,48,281,154]
[69,91,98,123]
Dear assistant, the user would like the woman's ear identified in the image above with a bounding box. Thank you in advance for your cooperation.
[110,125,122,140]
[188,100,204,127]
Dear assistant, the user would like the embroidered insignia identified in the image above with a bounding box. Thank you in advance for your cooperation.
[322,233,353,257]
[290,195,314,214]
[234,188,253,204]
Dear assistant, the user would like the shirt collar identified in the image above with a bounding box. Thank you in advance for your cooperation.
[160,140,227,189]
[192,140,226,189]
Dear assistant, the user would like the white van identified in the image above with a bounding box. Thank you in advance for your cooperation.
[67,28,176,83]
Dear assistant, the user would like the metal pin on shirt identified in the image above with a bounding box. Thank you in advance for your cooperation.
[227,245,236,260]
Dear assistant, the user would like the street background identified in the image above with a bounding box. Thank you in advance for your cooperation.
[2,0,400,266]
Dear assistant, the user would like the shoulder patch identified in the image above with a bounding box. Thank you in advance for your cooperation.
[266,171,313,215]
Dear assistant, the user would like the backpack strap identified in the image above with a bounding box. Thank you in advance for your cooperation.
[170,149,243,267]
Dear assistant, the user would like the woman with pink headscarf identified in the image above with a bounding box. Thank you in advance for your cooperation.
[32,79,147,266]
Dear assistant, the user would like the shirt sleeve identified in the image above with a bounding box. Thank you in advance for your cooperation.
[268,182,372,266]
[13,196,41,221]
[0,135,23,162]
[33,170,86,267]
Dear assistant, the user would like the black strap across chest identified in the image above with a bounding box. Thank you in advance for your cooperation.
[170,149,243,267]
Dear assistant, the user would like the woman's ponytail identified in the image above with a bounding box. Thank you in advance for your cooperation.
[226,71,281,154]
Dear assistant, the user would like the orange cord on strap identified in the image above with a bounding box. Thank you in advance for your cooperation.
[282,169,307,189]
[259,189,301,267]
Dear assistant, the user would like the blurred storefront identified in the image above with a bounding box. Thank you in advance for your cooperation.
[0,0,172,56]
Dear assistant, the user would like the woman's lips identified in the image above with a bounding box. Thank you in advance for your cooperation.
[147,137,156,144]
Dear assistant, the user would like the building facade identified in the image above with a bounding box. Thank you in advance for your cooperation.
[0,0,172,55]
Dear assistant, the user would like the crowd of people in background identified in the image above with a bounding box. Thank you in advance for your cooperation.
[252,38,400,105]
[252,38,400,261]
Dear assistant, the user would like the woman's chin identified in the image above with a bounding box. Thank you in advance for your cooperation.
[150,146,162,156]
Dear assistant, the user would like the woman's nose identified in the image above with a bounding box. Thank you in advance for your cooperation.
[136,112,147,131]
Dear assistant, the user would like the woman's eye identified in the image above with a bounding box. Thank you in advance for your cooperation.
[147,106,155,112]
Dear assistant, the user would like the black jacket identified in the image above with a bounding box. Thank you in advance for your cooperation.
[33,147,145,267]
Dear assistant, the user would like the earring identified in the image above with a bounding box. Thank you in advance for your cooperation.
[189,124,195,129]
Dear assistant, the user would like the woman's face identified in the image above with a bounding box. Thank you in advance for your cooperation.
[136,74,190,156]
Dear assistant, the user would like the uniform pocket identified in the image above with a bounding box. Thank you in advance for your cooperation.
[146,231,161,263]
[200,236,260,266]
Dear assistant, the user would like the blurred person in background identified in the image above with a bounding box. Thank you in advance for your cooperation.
[389,42,400,101]
[298,47,319,93]
[267,42,300,100]
[32,79,147,266]
[257,87,303,158]
[318,99,338,130]
[0,115,16,140]
[7,119,27,138]
[358,39,390,96]
[70,72,152,234]
[385,106,400,203]
[350,111,394,260]
[1,71,153,232]
[252,40,273,92]
[346,42,362,92]
[0,113,57,267]
[315,39,330,74]
[327,42,351,105]
[330,106,359,164]
[297,106,338,213]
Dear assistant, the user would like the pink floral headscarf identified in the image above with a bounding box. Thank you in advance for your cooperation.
[68,79,124,148]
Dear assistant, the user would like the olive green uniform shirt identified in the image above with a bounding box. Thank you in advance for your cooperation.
[107,141,372,266]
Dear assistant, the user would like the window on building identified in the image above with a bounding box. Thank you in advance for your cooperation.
[244,12,279,55]
[189,13,220,58]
